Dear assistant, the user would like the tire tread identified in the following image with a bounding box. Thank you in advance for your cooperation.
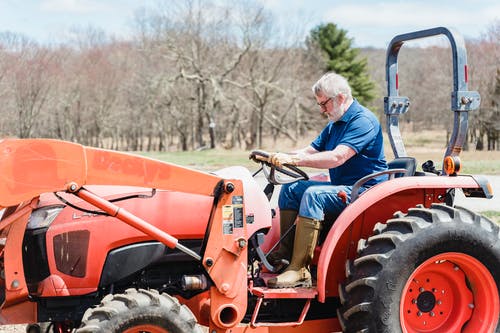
[338,204,500,332]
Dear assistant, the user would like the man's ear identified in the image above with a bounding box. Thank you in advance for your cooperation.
[336,93,346,105]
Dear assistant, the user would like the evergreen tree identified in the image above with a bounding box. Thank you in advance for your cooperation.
[307,23,375,106]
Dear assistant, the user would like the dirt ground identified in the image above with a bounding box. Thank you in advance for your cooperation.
[0,325,25,333]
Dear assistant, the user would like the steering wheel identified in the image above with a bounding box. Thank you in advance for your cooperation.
[249,150,309,185]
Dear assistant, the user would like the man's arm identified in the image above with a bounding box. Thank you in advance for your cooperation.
[269,145,355,169]
[295,144,356,169]
[291,145,318,156]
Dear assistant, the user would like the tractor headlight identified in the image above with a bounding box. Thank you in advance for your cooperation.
[27,205,64,230]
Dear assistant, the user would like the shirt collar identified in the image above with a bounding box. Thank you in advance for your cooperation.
[336,99,359,123]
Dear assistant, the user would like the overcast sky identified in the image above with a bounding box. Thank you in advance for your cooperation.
[0,0,498,48]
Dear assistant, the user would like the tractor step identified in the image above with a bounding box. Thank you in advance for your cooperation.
[248,282,317,328]
[250,273,318,299]
[249,285,317,299]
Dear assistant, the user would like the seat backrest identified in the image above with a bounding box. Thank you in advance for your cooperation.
[350,156,418,203]
[387,157,417,177]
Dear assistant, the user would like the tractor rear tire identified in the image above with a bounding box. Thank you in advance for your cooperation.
[338,204,500,333]
[75,288,203,333]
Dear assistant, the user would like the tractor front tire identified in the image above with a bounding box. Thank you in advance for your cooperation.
[338,204,500,333]
[76,288,203,333]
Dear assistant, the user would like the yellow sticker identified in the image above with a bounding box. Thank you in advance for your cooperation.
[223,205,233,221]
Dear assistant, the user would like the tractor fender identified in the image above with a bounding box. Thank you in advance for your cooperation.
[316,174,486,302]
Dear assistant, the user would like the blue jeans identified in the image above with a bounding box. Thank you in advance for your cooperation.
[278,180,356,220]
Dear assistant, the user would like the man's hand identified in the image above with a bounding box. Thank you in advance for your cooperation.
[249,150,270,163]
[269,152,300,168]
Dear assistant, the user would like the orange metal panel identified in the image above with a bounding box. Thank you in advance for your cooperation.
[177,292,211,326]
[0,300,36,325]
[203,180,249,331]
[75,188,179,249]
[0,139,222,208]
[1,199,38,324]
[84,146,222,195]
[0,139,85,207]
[41,188,214,295]
[36,275,70,297]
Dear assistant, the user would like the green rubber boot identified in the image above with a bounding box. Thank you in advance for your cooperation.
[266,210,297,271]
[267,217,321,288]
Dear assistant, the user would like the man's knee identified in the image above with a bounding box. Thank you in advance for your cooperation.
[278,183,293,203]
[278,182,303,210]
[299,186,348,219]
[301,186,344,204]
[278,181,306,205]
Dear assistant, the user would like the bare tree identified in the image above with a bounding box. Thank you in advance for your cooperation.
[6,37,54,138]
[0,40,9,107]
[239,47,318,149]
[467,20,500,150]
[3,1,497,154]
[0,45,6,85]
[133,0,280,150]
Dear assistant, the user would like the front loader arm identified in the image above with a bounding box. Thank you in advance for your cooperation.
[0,138,222,208]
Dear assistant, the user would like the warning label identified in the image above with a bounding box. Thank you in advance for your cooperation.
[234,206,243,228]
[223,222,233,234]
[232,196,243,204]
[222,205,234,234]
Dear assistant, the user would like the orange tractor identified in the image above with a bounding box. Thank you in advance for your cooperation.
[0,27,498,333]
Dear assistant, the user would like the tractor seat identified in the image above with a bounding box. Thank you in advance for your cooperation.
[350,156,417,202]
[387,156,417,177]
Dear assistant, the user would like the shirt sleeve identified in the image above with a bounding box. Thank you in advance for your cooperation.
[310,123,332,152]
[338,115,377,153]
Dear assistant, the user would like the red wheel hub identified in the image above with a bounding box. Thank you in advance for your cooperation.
[123,325,170,333]
[400,253,499,333]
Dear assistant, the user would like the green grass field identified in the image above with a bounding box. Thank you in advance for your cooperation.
[138,129,499,174]
[483,211,500,224]
[139,148,499,175]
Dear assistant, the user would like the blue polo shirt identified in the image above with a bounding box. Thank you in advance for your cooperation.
[311,100,387,186]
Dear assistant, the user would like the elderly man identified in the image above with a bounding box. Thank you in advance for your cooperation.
[266,72,387,288]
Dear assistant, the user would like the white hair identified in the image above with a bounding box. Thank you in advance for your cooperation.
[312,72,352,99]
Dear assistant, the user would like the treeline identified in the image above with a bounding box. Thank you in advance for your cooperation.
[0,1,498,151]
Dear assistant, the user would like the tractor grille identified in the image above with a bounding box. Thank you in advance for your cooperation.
[23,228,50,285]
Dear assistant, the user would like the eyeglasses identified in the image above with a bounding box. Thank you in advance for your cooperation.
[317,98,332,109]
